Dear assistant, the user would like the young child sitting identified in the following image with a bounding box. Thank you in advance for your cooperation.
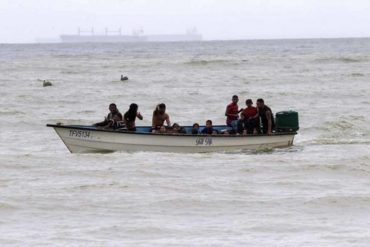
[191,123,200,134]
[201,120,219,135]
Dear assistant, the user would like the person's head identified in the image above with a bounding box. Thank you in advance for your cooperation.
[232,95,239,104]
[206,120,213,128]
[126,103,138,121]
[192,123,199,130]
[109,103,117,113]
[172,123,180,130]
[246,99,253,107]
[155,103,166,114]
[129,103,138,112]
[256,98,265,109]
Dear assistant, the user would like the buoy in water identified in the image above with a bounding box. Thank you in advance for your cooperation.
[121,75,129,81]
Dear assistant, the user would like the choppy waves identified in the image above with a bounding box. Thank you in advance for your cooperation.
[314,56,369,64]
[1,39,370,246]
[184,58,245,66]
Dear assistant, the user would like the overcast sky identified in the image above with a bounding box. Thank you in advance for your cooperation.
[0,0,370,43]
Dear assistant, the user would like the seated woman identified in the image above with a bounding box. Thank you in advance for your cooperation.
[201,120,219,135]
[152,103,171,133]
[191,123,200,134]
[122,103,143,131]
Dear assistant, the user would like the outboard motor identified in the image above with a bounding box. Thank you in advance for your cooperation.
[275,111,299,132]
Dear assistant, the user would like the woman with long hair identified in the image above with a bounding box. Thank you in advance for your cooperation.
[123,103,143,131]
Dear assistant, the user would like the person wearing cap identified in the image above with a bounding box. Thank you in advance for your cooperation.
[256,98,275,135]
[225,95,242,132]
[240,99,259,134]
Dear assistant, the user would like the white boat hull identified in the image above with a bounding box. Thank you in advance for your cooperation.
[48,125,296,153]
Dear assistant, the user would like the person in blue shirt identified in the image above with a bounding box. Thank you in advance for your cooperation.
[192,123,200,134]
[201,120,219,135]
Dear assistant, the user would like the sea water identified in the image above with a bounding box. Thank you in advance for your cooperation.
[0,39,370,246]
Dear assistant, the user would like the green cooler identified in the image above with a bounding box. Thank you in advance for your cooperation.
[275,111,299,132]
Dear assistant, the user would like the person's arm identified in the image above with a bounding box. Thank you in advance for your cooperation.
[122,115,127,126]
[226,113,239,117]
[118,113,123,121]
[165,114,171,126]
[152,113,156,128]
[137,112,143,120]
[112,115,122,126]
[94,115,109,126]
[252,108,260,119]
[94,119,106,126]
[266,111,272,134]
[225,107,238,117]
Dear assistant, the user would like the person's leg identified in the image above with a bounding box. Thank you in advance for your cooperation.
[236,119,244,134]
[231,120,239,132]
[249,118,258,134]
[226,123,235,134]
[244,119,251,134]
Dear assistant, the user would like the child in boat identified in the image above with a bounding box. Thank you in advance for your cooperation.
[167,123,186,134]
[152,103,171,132]
[201,120,219,135]
[192,123,200,134]
[122,103,143,131]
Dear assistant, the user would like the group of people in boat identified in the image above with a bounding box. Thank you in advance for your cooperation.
[94,95,274,135]
[226,95,275,135]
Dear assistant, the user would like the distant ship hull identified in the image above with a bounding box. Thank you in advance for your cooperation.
[60,34,202,43]
[60,35,147,43]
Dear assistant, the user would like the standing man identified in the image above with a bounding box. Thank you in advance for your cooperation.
[225,95,241,131]
[256,98,274,135]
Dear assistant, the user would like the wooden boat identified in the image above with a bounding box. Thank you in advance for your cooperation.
[46,124,297,153]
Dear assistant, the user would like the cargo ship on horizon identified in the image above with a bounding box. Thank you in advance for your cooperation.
[59,27,202,43]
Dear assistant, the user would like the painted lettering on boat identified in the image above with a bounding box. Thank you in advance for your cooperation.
[195,136,213,146]
[69,129,91,139]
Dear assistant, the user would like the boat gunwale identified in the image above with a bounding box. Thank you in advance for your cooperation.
[46,124,297,138]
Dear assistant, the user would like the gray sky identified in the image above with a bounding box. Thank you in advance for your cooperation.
[1,0,370,43]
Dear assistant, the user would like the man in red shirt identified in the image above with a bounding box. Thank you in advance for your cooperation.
[225,95,241,131]
[241,99,259,134]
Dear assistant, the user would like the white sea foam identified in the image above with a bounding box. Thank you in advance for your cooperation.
[0,39,370,246]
